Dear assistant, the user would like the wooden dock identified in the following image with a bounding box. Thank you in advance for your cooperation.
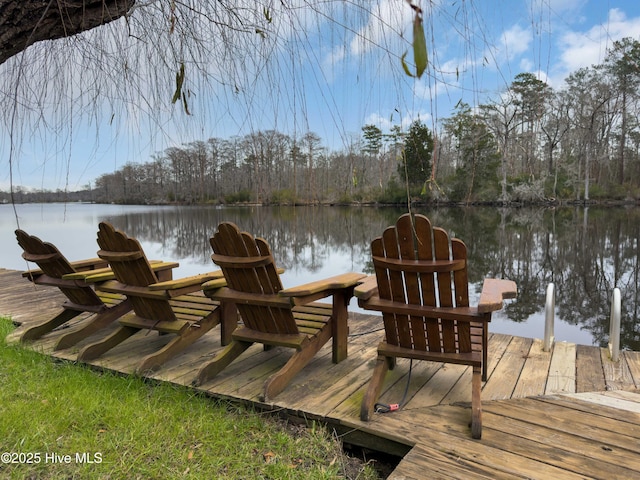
[2,268,640,479]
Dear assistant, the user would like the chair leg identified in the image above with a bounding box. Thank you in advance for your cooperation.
[482,326,488,381]
[219,301,238,346]
[471,365,482,439]
[77,325,138,361]
[360,355,391,421]
[13,309,81,343]
[54,300,132,351]
[135,314,220,375]
[193,340,251,387]
[331,291,350,364]
[262,324,333,402]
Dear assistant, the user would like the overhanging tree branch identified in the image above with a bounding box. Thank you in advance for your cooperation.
[0,0,136,65]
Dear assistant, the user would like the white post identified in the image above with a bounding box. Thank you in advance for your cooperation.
[608,288,621,362]
[543,283,555,352]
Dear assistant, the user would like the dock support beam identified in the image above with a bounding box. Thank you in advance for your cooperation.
[543,283,555,352]
[608,288,621,362]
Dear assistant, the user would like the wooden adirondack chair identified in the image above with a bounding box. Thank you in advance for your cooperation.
[77,222,235,374]
[355,213,517,439]
[193,222,366,402]
[10,229,173,350]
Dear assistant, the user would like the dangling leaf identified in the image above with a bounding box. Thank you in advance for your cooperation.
[172,62,185,104]
[182,92,191,115]
[401,2,428,79]
[401,51,414,77]
[412,13,428,78]
[169,0,176,34]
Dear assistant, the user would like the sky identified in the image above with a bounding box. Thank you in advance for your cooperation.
[2,0,640,192]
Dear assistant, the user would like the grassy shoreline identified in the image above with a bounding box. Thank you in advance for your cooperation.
[0,318,378,479]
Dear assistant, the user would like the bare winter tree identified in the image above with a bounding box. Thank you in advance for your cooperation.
[2,1,424,192]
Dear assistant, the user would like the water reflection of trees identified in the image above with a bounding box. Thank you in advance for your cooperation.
[108,205,640,350]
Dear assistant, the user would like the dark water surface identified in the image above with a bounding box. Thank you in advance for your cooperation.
[2,203,639,349]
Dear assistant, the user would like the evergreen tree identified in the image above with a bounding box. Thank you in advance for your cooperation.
[398,120,434,189]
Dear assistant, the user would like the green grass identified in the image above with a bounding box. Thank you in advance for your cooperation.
[0,319,379,479]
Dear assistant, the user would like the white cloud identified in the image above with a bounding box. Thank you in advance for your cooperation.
[363,109,432,134]
[520,58,535,72]
[557,8,640,75]
[496,24,533,62]
[348,0,413,57]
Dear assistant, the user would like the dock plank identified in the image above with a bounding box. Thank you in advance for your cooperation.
[2,268,640,480]
[623,350,640,387]
[545,341,576,394]
[511,338,551,398]
[562,391,640,414]
[391,408,591,480]
[483,336,532,400]
[576,343,606,392]
[601,347,634,391]
[483,398,640,453]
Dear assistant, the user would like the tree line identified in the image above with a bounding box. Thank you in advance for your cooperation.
[5,37,640,206]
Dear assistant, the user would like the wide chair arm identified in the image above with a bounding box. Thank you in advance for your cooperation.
[279,272,367,305]
[203,272,366,307]
[477,278,518,313]
[148,270,226,297]
[96,270,225,300]
[67,257,109,271]
[353,275,378,301]
[65,261,179,284]
[21,257,109,279]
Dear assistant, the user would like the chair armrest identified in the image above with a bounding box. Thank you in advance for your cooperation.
[69,261,179,284]
[354,275,378,301]
[205,286,292,308]
[477,278,517,313]
[68,258,109,271]
[279,272,366,298]
[96,280,172,300]
[201,277,228,291]
[149,270,224,291]
[63,266,114,282]
[96,271,225,299]
[21,257,108,278]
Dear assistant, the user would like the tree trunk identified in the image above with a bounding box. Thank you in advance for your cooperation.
[0,0,135,65]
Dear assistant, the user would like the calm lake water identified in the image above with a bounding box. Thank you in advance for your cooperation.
[2,202,639,349]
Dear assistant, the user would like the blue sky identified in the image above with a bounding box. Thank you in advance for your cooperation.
[2,0,640,192]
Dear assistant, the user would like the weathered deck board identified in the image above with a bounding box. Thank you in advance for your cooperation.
[482,335,533,400]
[546,341,577,394]
[601,346,634,390]
[576,343,607,392]
[511,338,552,397]
[2,267,640,480]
